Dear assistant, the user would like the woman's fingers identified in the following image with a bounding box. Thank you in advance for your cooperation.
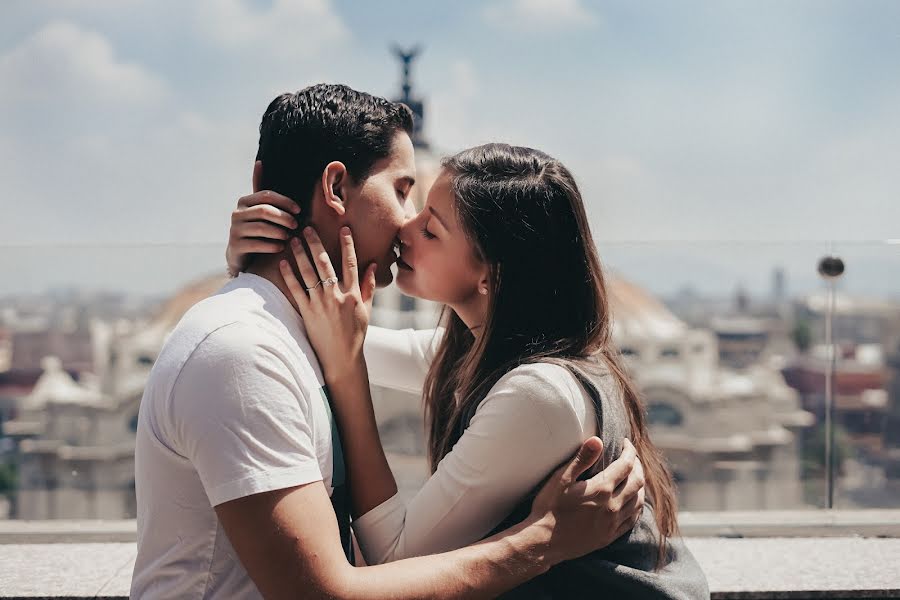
[290,237,322,295]
[361,263,378,306]
[237,189,301,215]
[303,227,338,282]
[234,239,285,255]
[278,259,310,313]
[234,204,299,231]
[339,227,359,291]
[240,222,291,241]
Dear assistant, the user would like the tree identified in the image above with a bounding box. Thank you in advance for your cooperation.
[792,318,813,353]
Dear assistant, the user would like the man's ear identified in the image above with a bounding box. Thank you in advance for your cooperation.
[252,160,263,193]
[320,161,348,216]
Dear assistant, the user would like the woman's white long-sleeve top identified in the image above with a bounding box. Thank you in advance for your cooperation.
[354,326,599,565]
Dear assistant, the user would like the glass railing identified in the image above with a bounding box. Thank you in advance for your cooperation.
[0,240,897,519]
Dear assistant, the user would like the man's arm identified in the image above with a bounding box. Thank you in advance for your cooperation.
[215,436,643,600]
[216,480,546,600]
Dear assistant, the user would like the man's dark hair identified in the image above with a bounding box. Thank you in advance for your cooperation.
[256,83,414,221]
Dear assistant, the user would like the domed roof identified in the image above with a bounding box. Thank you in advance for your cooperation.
[607,274,687,342]
[23,356,108,410]
[154,273,231,331]
[128,272,230,354]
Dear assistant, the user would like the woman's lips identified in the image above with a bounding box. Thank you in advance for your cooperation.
[396,256,413,271]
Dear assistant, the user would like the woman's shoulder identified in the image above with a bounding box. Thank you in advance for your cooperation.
[496,361,581,394]
[485,361,597,433]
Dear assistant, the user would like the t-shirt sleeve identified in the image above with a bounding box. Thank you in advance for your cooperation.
[169,323,323,507]
[364,326,443,394]
[352,363,593,565]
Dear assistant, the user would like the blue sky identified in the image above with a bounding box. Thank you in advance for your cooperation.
[1,0,898,295]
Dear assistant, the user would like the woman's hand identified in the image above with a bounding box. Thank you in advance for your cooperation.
[281,226,397,518]
[279,226,378,384]
[226,188,301,277]
[529,437,646,564]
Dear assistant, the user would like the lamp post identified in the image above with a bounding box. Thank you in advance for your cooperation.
[818,252,844,509]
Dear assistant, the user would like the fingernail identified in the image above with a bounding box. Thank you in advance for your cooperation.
[291,237,300,247]
[279,260,287,268]
[292,204,301,213]
[304,227,313,237]
[341,226,351,236]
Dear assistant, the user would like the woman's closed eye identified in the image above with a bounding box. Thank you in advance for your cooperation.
[421,224,437,240]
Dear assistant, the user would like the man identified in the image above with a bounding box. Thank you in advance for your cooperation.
[132,84,645,599]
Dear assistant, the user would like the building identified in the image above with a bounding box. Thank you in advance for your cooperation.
[1,274,228,519]
[609,276,813,510]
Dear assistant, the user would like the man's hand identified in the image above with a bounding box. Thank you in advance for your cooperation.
[529,437,645,565]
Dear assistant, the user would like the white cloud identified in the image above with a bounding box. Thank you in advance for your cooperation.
[483,0,598,32]
[193,0,348,58]
[0,19,250,246]
[0,21,167,109]
[0,0,356,252]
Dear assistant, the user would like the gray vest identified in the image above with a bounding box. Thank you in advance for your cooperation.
[460,360,710,599]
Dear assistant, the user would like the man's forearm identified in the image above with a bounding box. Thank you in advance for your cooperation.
[335,516,557,600]
[325,361,398,518]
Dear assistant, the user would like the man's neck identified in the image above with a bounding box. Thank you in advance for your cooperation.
[245,254,302,314]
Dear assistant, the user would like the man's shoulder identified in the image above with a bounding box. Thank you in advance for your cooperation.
[171,284,284,350]
[153,303,275,381]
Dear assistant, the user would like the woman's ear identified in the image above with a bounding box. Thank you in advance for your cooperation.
[478,272,490,296]
[320,161,348,216]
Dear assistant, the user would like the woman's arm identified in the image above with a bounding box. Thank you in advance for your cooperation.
[277,230,631,563]
[353,363,600,565]
[326,362,400,518]
[280,227,401,519]
[364,326,441,393]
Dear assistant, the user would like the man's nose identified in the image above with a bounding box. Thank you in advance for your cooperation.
[403,197,417,219]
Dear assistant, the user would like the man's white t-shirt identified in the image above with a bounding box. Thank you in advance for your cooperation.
[131,273,336,599]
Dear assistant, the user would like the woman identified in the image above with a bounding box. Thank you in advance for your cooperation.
[228,144,708,598]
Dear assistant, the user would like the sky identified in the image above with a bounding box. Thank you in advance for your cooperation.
[1,0,898,297]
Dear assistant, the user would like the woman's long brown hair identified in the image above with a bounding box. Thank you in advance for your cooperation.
[422,143,679,568]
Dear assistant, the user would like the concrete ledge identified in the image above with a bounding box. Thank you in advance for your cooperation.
[3,510,900,544]
[1,538,899,599]
[678,509,900,538]
[0,520,137,544]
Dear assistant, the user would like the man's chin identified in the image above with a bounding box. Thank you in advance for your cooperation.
[374,268,394,289]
